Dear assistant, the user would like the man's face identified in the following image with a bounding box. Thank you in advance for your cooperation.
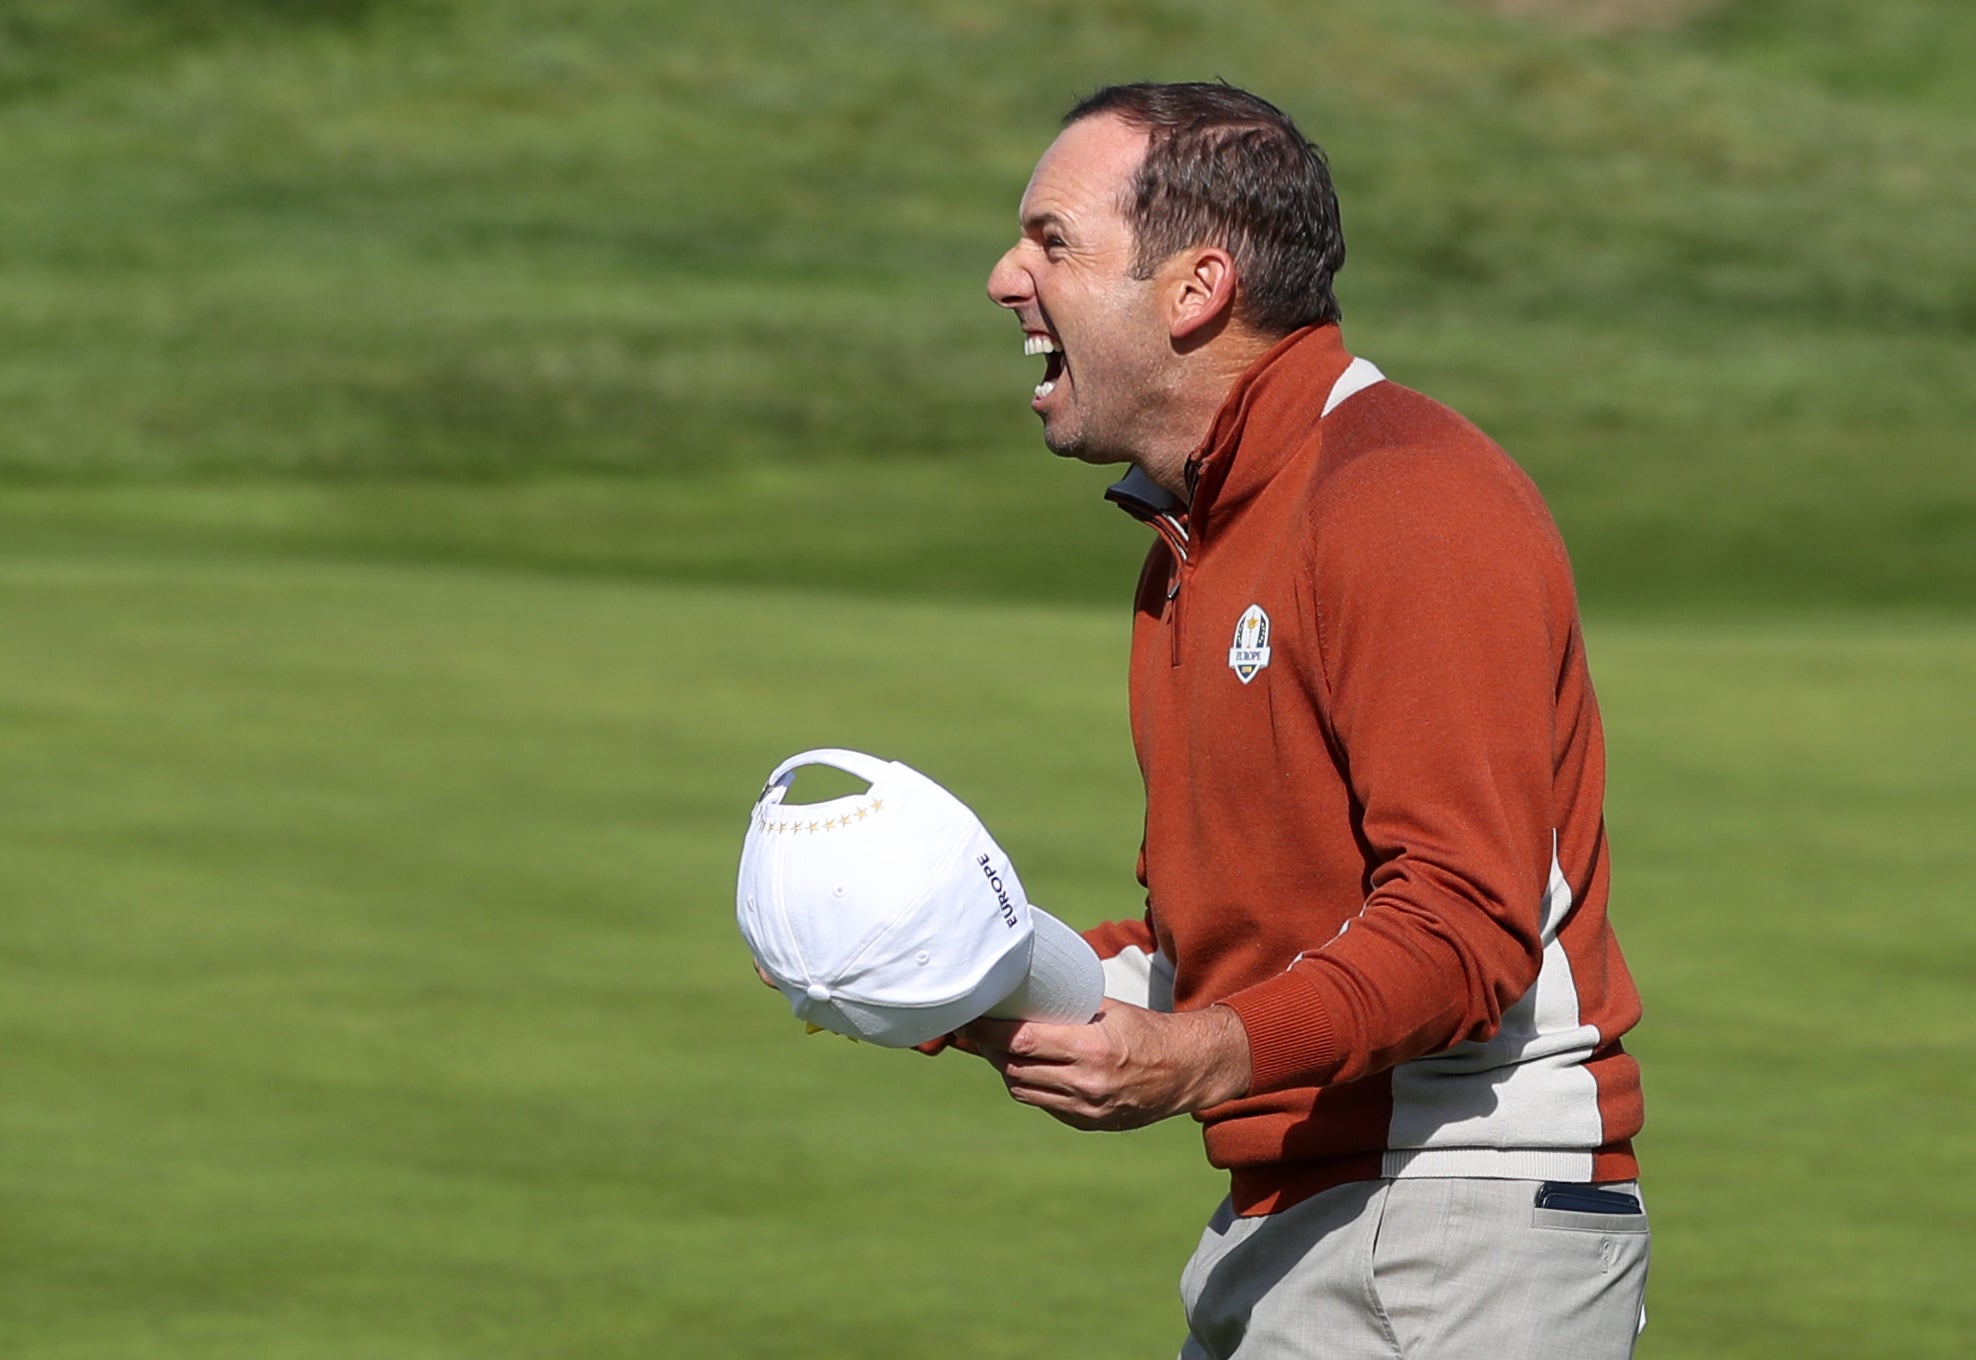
[986,115,1171,466]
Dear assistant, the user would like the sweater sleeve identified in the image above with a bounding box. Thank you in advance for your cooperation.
[1220,441,1571,1094]
[1084,912,1159,962]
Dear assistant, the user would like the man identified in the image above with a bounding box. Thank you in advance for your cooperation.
[961,82,1650,1358]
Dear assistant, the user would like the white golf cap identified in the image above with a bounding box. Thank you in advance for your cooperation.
[736,748,1104,1048]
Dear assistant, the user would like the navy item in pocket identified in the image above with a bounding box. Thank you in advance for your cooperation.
[1534,1182,1644,1215]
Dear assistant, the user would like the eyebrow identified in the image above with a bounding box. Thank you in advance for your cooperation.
[1021,210,1070,237]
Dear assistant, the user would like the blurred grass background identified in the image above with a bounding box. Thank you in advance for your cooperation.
[0,1,1970,1357]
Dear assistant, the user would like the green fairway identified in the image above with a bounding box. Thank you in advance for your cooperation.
[3,0,1973,1355]
[1,549,1969,1358]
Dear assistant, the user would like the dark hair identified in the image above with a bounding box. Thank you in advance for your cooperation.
[1065,81,1345,333]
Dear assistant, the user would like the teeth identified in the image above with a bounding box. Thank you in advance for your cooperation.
[1023,335,1058,356]
[1034,381,1056,398]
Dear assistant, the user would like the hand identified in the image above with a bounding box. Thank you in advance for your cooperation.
[958,999,1252,1131]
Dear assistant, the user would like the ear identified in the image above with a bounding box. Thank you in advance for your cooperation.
[1164,247,1238,342]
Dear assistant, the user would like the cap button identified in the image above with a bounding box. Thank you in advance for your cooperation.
[805,983,831,1002]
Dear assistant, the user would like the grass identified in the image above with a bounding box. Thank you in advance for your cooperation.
[1,0,1972,1355]
[0,547,1970,1358]
[0,0,1972,611]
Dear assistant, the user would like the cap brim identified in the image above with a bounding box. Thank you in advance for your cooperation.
[981,906,1104,1024]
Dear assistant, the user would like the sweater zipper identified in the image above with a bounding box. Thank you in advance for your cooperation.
[1103,473,1194,668]
[1146,512,1190,667]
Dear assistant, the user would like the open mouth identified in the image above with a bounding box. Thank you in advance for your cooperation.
[1024,333,1065,400]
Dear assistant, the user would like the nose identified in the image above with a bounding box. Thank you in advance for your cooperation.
[986,246,1033,311]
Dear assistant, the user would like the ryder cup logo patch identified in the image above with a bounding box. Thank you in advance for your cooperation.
[1227,604,1272,684]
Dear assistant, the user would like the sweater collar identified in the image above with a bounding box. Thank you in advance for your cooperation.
[1182,323,1357,528]
[1104,325,1374,543]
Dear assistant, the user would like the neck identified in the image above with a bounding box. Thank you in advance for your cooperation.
[1130,328,1283,502]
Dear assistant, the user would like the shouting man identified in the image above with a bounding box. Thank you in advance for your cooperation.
[964,81,1650,1359]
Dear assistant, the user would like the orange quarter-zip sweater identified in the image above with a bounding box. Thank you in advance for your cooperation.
[1088,323,1643,1216]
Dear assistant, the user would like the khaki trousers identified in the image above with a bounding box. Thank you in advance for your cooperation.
[1177,1178,1650,1360]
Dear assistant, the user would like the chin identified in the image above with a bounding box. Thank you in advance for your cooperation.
[1041,426,1081,459]
[1043,424,1127,468]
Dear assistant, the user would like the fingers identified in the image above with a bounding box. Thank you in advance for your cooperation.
[960,1013,1103,1064]
[957,1016,1027,1054]
[993,1061,1126,1132]
[960,1017,1124,1127]
[958,1002,1248,1132]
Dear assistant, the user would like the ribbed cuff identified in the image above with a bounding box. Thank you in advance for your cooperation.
[1222,968,1343,1096]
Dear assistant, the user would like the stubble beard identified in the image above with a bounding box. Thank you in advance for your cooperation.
[1042,410,1132,468]
[1039,354,1162,469]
